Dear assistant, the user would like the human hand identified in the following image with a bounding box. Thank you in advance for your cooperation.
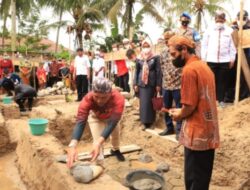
[229,61,234,69]
[134,85,139,93]
[67,147,78,168]
[161,107,169,113]
[169,108,182,121]
[90,143,101,162]
[156,86,161,93]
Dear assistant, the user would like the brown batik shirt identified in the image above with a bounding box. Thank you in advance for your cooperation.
[160,48,182,90]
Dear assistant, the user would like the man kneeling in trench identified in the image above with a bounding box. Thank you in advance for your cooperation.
[67,78,125,168]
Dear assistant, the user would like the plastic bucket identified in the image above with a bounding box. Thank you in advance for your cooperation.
[2,96,12,104]
[28,118,48,136]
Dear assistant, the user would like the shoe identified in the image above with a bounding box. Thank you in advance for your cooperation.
[110,149,125,162]
[219,102,225,108]
[158,129,174,136]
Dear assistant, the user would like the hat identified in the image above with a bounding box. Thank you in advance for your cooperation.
[141,39,152,47]
[168,35,196,49]
[164,31,175,40]
[92,78,112,93]
[122,38,130,44]
[180,12,191,20]
[215,11,226,20]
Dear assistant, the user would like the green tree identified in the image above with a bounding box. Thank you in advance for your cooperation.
[100,0,167,39]
[170,0,231,31]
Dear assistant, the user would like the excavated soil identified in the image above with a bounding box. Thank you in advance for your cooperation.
[0,95,250,190]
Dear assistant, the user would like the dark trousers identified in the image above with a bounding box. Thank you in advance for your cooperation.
[16,98,33,111]
[208,62,229,102]
[118,73,130,92]
[76,75,88,101]
[49,76,59,87]
[184,147,215,190]
[163,89,182,133]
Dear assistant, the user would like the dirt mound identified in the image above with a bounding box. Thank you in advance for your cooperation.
[31,102,92,145]
[120,98,250,189]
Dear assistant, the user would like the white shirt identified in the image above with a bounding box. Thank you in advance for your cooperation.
[43,61,50,75]
[74,55,90,75]
[201,24,236,63]
[92,57,105,80]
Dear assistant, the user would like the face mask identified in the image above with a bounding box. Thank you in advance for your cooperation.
[125,45,130,49]
[112,48,117,52]
[237,20,247,26]
[142,48,150,54]
[172,54,186,68]
[181,21,189,27]
[216,23,224,29]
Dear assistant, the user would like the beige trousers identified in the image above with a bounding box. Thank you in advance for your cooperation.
[88,112,120,151]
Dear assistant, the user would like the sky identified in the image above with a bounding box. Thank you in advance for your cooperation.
[1,0,250,51]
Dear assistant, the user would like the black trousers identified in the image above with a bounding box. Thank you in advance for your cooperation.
[49,76,59,87]
[76,75,88,101]
[118,73,130,92]
[16,98,33,111]
[208,62,229,102]
[184,147,215,190]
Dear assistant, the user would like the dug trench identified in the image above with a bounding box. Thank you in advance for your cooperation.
[0,95,250,190]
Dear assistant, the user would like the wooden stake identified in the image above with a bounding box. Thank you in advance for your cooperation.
[235,0,244,104]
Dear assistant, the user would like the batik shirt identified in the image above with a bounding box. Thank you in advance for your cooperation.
[160,48,182,90]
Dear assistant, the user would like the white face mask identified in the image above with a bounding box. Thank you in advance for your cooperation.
[216,23,224,29]
[142,48,151,54]
[112,48,117,52]
[237,20,247,26]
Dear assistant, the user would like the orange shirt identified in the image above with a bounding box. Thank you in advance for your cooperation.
[179,56,220,151]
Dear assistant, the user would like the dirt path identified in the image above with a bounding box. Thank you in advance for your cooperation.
[0,153,27,190]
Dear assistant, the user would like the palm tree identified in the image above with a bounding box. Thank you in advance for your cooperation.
[170,0,231,31]
[39,0,69,52]
[0,0,11,49]
[101,0,167,39]
[0,0,36,52]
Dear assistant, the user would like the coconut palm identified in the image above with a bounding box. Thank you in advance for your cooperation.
[100,0,167,39]
[39,0,69,52]
[0,0,37,51]
[170,0,231,31]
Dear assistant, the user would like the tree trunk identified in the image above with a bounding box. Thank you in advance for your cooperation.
[11,0,17,55]
[127,2,133,39]
[77,32,83,49]
[55,8,63,53]
[2,14,8,49]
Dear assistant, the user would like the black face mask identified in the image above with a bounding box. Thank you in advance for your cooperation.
[181,21,189,27]
[173,55,186,68]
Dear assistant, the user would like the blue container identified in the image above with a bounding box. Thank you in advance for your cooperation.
[2,96,12,104]
[28,118,48,136]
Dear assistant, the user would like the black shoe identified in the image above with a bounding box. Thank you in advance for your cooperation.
[110,149,125,162]
[159,129,174,136]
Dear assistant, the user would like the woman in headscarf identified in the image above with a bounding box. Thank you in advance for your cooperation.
[134,39,162,130]
[19,60,32,85]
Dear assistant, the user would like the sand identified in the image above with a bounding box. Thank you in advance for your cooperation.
[0,96,250,189]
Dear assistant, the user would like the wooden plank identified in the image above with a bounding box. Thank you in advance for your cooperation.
[241,52,250,89]
[145,128,178,143]
[56,144,142,163]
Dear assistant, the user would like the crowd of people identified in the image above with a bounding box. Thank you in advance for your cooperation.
[65,10,249,190]
[0,9,249,190]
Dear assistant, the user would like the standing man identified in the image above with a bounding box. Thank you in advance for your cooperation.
[201,11,236,107]
[49,57,59,87]
[67,78,125,168]
[74,48,90,101]
[168,35,220,190]
[158,31,182,139]
[92,51,105,81]
[175,12,201,57]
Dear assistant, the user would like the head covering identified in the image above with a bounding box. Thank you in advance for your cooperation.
[180,12,191,20]
[215,11,226,20]
[237,10,248,18]
[1,78,15,91]
[164,31,175,40]
[140,39,154,60]
[92,78,112,93]
[122,38,130,44]
[168,35,196,49]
